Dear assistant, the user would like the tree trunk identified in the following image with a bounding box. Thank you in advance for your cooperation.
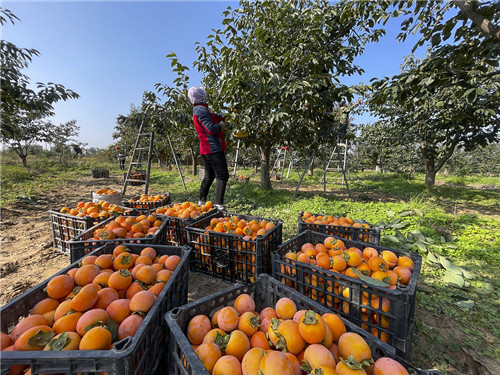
[307,155,315,176]
[425,167,437,186]
[20,154,28,167]
[259,144,273,190]
[190,146,198,175]
[254,162,258,173]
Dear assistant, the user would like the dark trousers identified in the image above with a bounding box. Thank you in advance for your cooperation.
[200,151,229,205]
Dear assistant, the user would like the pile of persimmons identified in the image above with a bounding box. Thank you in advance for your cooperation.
[300,212,372,229]
[94,189,120,195]
[187,294,410,374]
[0,244,181,355]
[155,201,214,220]
[59,201,125,219]
[127,194,168,204]
[88,214,163,241]
[206,216,276,240]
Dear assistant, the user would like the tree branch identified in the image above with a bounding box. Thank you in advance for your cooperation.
[435,130,462,172]
[455,0,500,40]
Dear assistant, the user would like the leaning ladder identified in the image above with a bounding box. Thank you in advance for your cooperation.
[321,141,349,186]
[121,120,154,195]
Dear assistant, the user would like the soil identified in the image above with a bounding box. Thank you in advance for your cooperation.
[1,172,498,375]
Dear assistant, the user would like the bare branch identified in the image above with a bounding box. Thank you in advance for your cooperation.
[455,0,500,40]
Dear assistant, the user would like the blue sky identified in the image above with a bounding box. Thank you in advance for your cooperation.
[3,1,422,148]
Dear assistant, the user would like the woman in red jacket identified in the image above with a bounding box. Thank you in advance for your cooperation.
[188,86,229,210]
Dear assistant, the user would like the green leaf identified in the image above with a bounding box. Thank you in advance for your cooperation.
[414,241,428,254]
[399,210,414,217]
[454,300,474,310]
[385,235,401,244]
[47,332,70,351]
[392,222,409,229]
[28,330,55,347]
[386,210,395,218]
[442,270,465,288]
[427,251,439,264]
[352,269,390,288]
[107,318,119,343]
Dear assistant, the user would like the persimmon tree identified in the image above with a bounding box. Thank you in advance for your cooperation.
[368,0,500,186]
[189,0,389,189]
[1,8,79,167]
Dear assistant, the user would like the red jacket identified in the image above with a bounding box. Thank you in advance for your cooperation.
[193,103,226,155]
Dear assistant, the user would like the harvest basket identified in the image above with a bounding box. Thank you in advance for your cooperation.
[298,210,381,245]
[92,191,123,206]
[124,170,147,186]
[237,176,250,183]
[122,193,171,212]
[272,230,422,359]
[91,169,109,178]
[186,211,283,283]
[49,206,133,254]
[165,274,439,375]
[68,215,168,263]
[154,206,218,246]
[1,243,190,375]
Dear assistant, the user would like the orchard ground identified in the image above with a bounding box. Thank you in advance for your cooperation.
[1,153,499,375]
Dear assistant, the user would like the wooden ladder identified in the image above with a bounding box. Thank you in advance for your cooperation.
[121,120,154,195]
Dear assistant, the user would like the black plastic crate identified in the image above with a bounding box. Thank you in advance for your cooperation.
[153,206,219,246]
[68,215,169,263]
[49,208,128,254]
[165,274,439,375]
[272,230,422,359]
[92,169,109,178]
[122,193,172,212]
[298,210,381,245]
[1,243,190,375]
[186,211,283,283]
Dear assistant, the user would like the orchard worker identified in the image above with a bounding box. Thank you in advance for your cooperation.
[188,86,229,210]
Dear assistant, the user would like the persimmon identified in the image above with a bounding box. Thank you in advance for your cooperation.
[92,272,111,288]
[148,282,165,297]
[322,313,346,342]
[238,312,260,337]
[129,290,155,314]
[259,350,294,375]
[381,251,398,269]
[310,365,339,375]
[234,294,255,314]
[187,315,211,345]
[156,269,172,283]
[338,332,371,364]
[259,316,272,333]
[224,329,250,361]
[46,274,75,299]
[299,310,326,344]
[135,255,153,266]
[1,332,11,350]
[275,297,297,320]
[249,331,271,350]
[373,357,409,375]
[362,247,379,261]
[53,300,72,322]
[335,360,367,375]
[135,265,157,285]
[80,326,112,350]
[9,315,49,343]
[274,319,305,355]
[393,266,412,285]
[303,344,336,369]
[258,307,277,323]
[43,331,81,351]
[113,252,134,270]
[396,256,414,271]
[31,298,59,316]
[212,355,242,375]
[82,255,97,266]
[241,347,266,375]
[217,306,240,332]
[140,247,157,260]
[76,308,108,336]
[94,287,119,310]
[164,255,181,271]
[52,312,83,335]
[368,257,388,273]
[106,299,131,324]
[196,342,222,373]
[118,314,144,340]
[14,325,54,351]
[203,328,226,345]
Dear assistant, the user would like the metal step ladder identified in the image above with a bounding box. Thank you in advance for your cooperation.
[270,147,289,183]
[121,120,154,195]
[321,141,349,186]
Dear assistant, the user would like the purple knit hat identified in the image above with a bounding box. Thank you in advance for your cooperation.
[188,87,206,104]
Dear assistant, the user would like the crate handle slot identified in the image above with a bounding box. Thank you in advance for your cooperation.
[112,336,133,352]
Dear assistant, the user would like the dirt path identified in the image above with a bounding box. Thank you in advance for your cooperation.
[0,173,231,306]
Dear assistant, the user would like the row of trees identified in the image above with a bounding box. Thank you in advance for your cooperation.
[112,0,498,188]
[1,8,81,166]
